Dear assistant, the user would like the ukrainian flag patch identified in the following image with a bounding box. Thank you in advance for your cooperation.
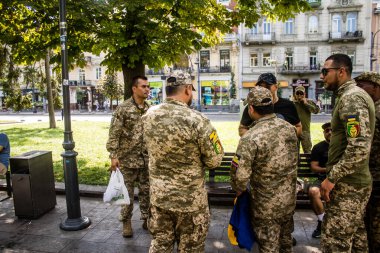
[209,130,222,154]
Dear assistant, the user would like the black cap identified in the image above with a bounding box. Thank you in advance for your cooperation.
[322,122,331,130]
[257,73,277,86]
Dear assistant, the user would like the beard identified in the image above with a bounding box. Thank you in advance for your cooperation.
[324,82,338,91]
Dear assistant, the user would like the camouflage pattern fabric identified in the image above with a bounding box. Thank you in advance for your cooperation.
[326,80,375,187]
[106,97,150,167]
[148,205,210,253]
[106,97,150,220]
[370,100,380,181]
[322,182,371,253]
[300,131,312,154]
[230,113,298,253]
[230,113,298,219]
[142,98,224,213]
[252,213,294,253]
[119,165,149,220]
[142,98,223,252]
[354,71,380,87]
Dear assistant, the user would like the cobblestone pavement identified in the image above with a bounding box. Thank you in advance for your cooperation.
[0,193,322,253]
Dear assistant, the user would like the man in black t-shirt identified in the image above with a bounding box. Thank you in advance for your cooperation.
[308,122,331,238]
[239,73,302,137]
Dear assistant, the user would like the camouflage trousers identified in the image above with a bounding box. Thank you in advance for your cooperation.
[322,182,371,253]
[119,166,150,221]
[148,205,210,253]
[300,131,312,153]
[252,213,294,253]
[365,191,380,253]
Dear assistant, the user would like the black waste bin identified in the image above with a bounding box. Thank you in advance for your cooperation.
[10,150,56,219]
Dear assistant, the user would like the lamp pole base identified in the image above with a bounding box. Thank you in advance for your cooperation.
[60,216,91,231]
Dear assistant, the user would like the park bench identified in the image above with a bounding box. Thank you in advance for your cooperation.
[206,152,319,207]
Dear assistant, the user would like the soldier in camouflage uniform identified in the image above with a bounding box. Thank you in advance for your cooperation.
[293,85,320,153]
[142,72,224,253]
[320,54,375,253]
[230,86,299,253]
[106,75,150,238]
[355,72,380,253]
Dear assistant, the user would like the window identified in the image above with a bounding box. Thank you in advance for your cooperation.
[346,12,357,33]
[250,23,258,34]
[308,16,318,33]
[285,18,294,34]
[250,53,258,67]
[263,53,271,67]
[332,14,342,38]
[200,50,210,70]
[285,53,294,69]
[310,52,317,70]
[263,18,271,34]
[347,50,355,64]
[220,50,230,71]
[79,69,85,85]
[96,67,102,80]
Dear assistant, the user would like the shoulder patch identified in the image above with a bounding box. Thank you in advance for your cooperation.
[209,130,222,154]
[346,115,360,138]
[231,154,240,172]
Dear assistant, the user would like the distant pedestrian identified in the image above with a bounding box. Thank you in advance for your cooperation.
[106,75,150,238]
[142,72,224,252]
[320,54,375,252]
[0,133,10,176]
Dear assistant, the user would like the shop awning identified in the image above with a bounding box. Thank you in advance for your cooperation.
[243,80,288,88]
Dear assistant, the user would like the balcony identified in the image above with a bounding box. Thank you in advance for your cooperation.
[244,32,276,45]
[223,33,238,42]
[307,0,321,8]
[199,66,231,73]
[279,65,321,75]
[69,80,94,86]
[328,31,364,43]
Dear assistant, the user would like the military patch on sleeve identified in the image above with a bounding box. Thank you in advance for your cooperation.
[209,130,222,154]
[346,115,360,138]
[231,154,240,172]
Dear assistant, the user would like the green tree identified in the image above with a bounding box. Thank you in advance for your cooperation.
[97,71,124,111]
[229,71,236,99]
[93,0,310,99]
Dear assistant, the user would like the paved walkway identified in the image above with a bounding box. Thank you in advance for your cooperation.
[0,192,322,253]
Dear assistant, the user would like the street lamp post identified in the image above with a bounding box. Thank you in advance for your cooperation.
[196,52,201,111]
[59,0,91,231]
[370,29,380,71]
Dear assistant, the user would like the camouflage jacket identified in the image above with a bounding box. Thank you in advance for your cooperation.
[370,100,380,181]
[106,97,150,168]
[142,98,224,212]
[294,99,320,132]
[230,114,298,219]
[327,80,375,187]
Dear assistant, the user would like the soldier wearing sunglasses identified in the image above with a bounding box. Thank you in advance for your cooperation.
[293,86,320,153]
[355,72,380,253]
[319,54,375,252]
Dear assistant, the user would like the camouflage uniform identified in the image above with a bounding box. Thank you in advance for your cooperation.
[322,80,375,253]
[230,86,299,253]
[293,86,320,153]
[142,84,224,252]
[106,97,150,221]
[355,72,380,253]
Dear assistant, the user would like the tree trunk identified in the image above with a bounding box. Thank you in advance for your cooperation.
[121,61,145,100]
[45,49,56,128]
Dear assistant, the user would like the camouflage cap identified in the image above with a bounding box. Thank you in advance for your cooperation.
[295,86,305,93]
[167,71,195,90]
[244,86,273,106]
[354,72,380,86]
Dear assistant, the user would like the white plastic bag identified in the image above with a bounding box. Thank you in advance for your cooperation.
[103,168,130,205]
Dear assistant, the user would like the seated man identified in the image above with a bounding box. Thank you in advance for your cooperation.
[0,133,10,176]
[308,122,331,238]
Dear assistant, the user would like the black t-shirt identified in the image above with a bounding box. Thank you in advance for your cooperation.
[311,140,329,181]
[240,97,301,127]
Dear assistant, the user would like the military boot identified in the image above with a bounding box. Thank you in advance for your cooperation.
[122,220,133,238]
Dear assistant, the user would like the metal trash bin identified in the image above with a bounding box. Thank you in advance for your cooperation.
[10,150,56,219]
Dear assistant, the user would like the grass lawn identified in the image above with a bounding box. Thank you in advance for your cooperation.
[1,120,326,186]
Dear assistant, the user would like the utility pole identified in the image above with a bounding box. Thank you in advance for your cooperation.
[59,0,91,231]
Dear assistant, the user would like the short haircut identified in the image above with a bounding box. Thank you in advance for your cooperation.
[165,85,186,96]
[131,75,148,87]
[251,104,274,115]
[325,54,353,75]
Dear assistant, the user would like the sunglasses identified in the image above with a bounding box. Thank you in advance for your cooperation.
[321,67,341,76]
[295,91,304,95]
